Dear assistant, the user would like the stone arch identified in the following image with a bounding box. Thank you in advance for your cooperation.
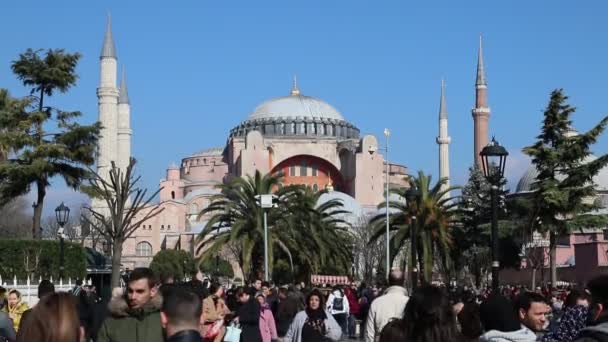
[271,155,345,192]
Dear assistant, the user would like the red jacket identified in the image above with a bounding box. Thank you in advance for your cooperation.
[344,288,359,315]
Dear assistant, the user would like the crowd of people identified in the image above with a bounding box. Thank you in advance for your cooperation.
[0,268,607,342]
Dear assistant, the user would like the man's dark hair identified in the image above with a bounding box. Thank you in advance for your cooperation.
[162,287,202,327]
[480,295,520,332]
[38,279,55,298]
[261,281,270,288]
[388,269,405,287]
[128,267,159,288]
[209,282,221,296]
[587,275,608,306]
[516,292,547,312]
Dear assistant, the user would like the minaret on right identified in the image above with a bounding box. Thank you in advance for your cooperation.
[472,35,490,166]
[436,79,451,198]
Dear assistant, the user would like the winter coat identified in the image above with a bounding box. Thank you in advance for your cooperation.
[326,290,349,316]
[167,330,203,342]
[542,305,588,342]
[6,301,28,332]
[276,296,300,337]
[344,289,359,316]
[364,286,409,342]
[0,311,15,341]
[283,310,342,342]
[96,294,164,342]
[479,328,538,342]
[236,297,262,342]
[259,306,278,342]
[575,320,608,342]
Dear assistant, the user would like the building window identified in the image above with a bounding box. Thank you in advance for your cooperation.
[167,225,171,230]
[171,191,175,200]
[290,165,296,177]
[136,242,153,257]
[300,160,307,177]
[313,184,319,192]
[161,225,165,230]
[312,164,317,176]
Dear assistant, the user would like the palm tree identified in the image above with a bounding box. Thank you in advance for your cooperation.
[369,171,459,283]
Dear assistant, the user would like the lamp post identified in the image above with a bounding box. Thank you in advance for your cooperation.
[256,194,277,281]
[405,187,419,291]
[384,128,391,279]
[55,202,70,280]
[479,137,508,292]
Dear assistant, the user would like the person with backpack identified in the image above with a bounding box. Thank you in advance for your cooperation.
[326,285,349,334]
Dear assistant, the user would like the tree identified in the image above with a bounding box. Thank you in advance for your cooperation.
[369,171,459,283]
[0,49,100,238]
[150,249,196,282]
[83,158,164,288]
[352,216,384,284]
[200,257,234,279]
[0,196,31,238]
[523,89,608,286]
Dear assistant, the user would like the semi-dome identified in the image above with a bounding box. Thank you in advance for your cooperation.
[248,83,344,121]
[516,155,608,193]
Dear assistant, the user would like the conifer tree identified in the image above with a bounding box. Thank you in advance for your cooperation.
[523,89,608,286]
[0,49,100,238]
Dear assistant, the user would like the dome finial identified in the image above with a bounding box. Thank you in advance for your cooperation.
[290,75,300,96]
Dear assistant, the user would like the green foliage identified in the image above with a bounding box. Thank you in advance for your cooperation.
[199,257,234,278]
[197,170,353,282]
[0,239,86,280]
[0,49,100,239]
[149,249,196,282]
[523,89,608,284]
[369,171,460,283]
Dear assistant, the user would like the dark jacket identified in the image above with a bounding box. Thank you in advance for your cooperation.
[276,296,300,337]
[575,319,608,342]
[237,297,262,342]
[0,311,15,341]
[96,294,164,342]
[167,330,203,342]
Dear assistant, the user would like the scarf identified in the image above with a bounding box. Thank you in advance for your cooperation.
[302,308,327,342]
[541,305,589,342]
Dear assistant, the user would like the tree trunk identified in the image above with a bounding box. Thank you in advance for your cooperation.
[549,231,557,287]
[32,179,46,239]
[111,239,123,288]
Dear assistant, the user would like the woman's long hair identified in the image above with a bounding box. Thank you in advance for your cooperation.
[402,285,464,342]
[17,292,81,342]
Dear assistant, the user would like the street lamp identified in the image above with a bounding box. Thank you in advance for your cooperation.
[479,137,508,292]
[255,194,277,281]
[55,202,70,280]
[405,187,419,291]
[384,128,391,279]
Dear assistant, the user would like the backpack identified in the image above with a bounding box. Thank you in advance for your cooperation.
[333,297,344,311]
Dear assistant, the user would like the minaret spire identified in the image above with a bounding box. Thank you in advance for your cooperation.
[472,34,490,166]
[119,66,129,104]
[437,79,451,198]
[100,13,117,59]
[290,75,300,96]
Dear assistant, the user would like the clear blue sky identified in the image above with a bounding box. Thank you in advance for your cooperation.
[1,0,607,214]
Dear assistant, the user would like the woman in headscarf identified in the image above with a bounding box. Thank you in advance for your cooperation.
[541,305,589,342]
[284,289,342,342]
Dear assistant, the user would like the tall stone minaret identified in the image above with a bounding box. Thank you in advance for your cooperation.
[97,15,119,181]
[436,79,451,197]
[117,66,131,171]
[472,35,490,166]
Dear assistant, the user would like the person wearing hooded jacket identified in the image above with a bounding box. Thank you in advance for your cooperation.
[284,289,342,342]
[97,268,164,342]
[326,286,349,334]
[479,295,537,342]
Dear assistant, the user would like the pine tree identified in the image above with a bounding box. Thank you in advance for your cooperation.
[523,89,608,286]
[0,49,100,238]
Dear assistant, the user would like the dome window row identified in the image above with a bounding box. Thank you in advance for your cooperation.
[230,118,360,139]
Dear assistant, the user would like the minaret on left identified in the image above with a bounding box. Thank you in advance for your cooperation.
[96,14,131,184]
[436,79,451,198]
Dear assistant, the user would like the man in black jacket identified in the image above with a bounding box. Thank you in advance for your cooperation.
[161,287,203,342]
[236,287,262,342]
[575,275,608,342]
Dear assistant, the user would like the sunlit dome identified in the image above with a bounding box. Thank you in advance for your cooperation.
[247,81,344,121]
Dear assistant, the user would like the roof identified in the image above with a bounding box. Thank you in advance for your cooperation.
[100,15,117,59]
[191,147,224,157]
[516,155,608,192]
[248,91,344,121]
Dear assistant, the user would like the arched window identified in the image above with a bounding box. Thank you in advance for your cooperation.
[171,191,175,199]
[312,164,318,177]
[290,164,296,177]
[136,242,153,257]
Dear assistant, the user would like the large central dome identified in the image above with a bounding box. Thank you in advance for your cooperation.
[248,84,344,121]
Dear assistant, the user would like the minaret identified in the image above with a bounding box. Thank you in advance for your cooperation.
[96,14,119,181]
[117,66,132,171]
[436,79,451,197]
[472,35,490,166]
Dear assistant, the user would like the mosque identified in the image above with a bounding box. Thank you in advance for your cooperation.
[93,17,607,282]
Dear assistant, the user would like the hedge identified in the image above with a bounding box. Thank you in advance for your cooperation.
[0,239,87,280]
